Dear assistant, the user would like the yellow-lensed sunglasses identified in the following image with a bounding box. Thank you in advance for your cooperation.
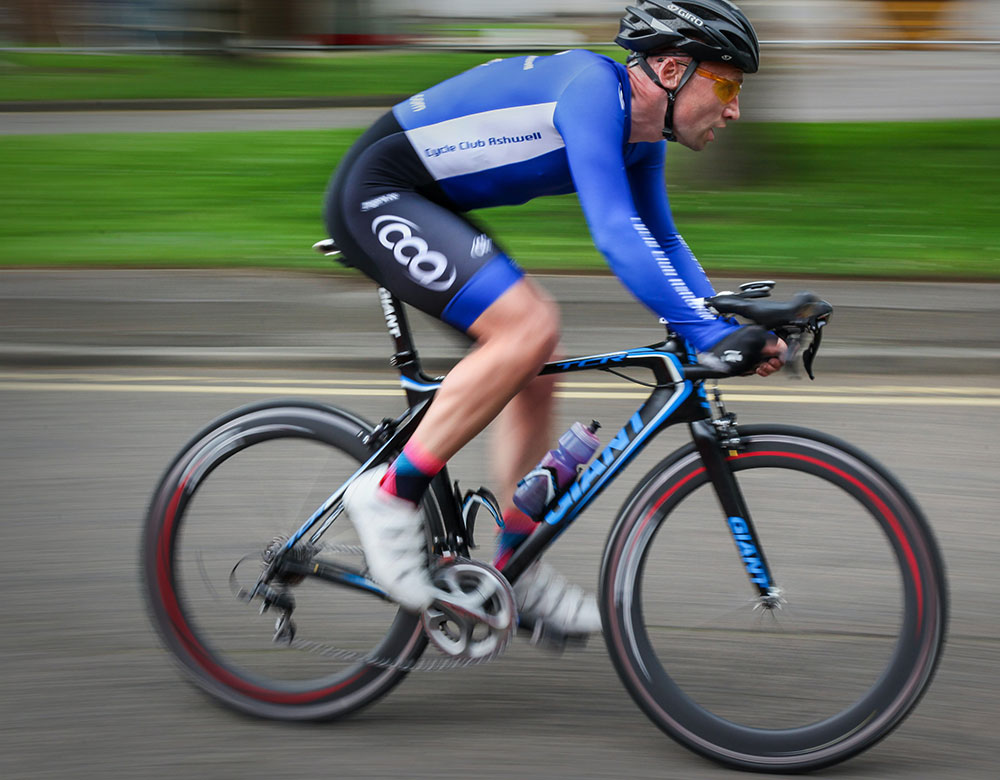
[694,67,743,104]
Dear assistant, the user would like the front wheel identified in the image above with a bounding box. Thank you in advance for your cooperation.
[600,425,947,772]
[142,400,432,720]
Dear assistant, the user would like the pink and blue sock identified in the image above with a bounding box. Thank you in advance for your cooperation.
[494,507,537,571]
[379,439,446,506]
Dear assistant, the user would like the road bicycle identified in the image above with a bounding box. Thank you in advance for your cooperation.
[142,257,947,772]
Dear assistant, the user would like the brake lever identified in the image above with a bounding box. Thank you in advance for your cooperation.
[777,328,809,379]
[702,284,832,379]
[777,311,830,381]
[801,320,826,380]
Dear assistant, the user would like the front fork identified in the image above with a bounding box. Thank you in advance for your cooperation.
[690,418,783,608]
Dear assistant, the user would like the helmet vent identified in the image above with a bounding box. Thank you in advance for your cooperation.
[615,0,759,73]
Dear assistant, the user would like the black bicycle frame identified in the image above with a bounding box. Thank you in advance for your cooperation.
[281,288,778,601]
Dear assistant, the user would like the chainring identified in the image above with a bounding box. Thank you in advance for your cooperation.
[421,558,517,663]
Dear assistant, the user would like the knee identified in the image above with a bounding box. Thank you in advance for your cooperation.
[511,294,560,368]
[472,281,560,369]
[525,295,560,355]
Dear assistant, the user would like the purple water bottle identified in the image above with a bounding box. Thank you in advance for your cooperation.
[513,421,601,518]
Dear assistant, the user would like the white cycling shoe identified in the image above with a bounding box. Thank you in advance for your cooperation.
[513,560,602,643]
[343,465,438,613]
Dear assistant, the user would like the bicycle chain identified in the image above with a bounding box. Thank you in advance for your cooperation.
[287,637,494,672]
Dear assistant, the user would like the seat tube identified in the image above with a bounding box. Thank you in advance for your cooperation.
[689,419,776,595]
[377,287,417,362]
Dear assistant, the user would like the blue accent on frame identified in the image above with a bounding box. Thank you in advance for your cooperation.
[726,516,772,588]
[341,572,387,596]
[400,376,443,392]
[695,380,711,410]
[543,373,692,527]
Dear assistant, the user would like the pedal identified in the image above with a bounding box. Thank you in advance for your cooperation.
[518,617,591,654]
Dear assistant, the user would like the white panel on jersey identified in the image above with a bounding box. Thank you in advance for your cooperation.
[404,102,564,180]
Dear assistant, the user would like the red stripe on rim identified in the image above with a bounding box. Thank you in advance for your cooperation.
[154,465,368,704]
[730,450,924,629]
[630,450,923,629]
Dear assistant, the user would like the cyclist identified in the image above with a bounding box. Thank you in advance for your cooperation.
[324,0,785,638]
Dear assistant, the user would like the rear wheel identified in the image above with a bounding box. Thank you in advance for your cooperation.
[600,425,947,772]
[142,400,433,720]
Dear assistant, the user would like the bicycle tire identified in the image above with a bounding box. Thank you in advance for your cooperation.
[600,424,947,772]
[141,399,432,720]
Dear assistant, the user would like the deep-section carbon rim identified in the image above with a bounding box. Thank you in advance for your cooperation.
[600,425,947,772]
[142,401,428,720]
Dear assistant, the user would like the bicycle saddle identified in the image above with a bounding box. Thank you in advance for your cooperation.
[313,238,341,255]
[313,238,355,269]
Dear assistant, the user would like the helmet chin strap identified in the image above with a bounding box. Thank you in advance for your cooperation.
[628,54,699,142]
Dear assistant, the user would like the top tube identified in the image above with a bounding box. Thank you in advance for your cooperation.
[372,283,826,388]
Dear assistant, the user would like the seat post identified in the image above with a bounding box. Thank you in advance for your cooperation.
[313,239,433,390]
[313,238,424,375]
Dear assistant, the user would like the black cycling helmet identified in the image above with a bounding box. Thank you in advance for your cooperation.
[616,0,760,74]
[616,1,759,142]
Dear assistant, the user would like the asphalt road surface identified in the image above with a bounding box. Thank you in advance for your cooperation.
[1,366,997,780]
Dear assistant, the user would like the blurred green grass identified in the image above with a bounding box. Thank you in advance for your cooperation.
[0,51,621,102]
[1,121,997,277]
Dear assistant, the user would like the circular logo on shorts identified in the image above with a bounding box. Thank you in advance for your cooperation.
[371,215,456,292]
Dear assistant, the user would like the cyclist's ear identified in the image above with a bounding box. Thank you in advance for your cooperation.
[652,55,689,90]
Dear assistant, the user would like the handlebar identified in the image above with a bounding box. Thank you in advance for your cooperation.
[685,282,834,381]
[707,289,832,332]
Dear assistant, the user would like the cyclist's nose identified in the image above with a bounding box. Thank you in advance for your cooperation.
[724,96,740,121]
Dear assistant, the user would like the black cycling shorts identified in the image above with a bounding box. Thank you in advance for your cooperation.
[324,112,524,333]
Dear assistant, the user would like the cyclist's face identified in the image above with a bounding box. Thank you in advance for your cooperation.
[671,61,744,151]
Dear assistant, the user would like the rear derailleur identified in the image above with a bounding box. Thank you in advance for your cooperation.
[230,536,319,645]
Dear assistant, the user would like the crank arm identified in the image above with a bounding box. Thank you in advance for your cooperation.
[430,590,510,630]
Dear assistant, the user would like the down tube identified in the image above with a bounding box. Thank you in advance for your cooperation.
[501,374,707,583]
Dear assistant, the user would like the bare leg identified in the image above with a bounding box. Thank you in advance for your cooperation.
[488,370,558,569]
[406,277,560,463]
[492,372,559,509]
[347,277,558,612]
[359,276,599,630]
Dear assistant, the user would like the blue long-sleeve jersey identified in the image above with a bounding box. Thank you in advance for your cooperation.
[391,50,738,351]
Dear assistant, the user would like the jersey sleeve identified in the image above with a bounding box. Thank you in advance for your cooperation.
[552,63,738,352]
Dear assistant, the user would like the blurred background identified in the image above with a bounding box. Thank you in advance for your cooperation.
[3,1,1000,48]
[1,4,999,780]
[1,0,998,276]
